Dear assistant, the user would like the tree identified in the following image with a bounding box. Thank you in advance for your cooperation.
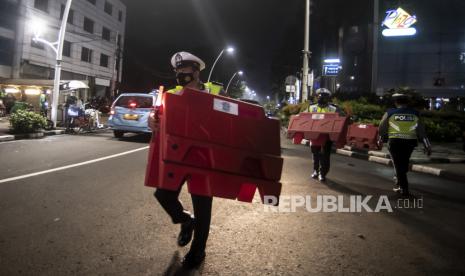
[227,81,246,99]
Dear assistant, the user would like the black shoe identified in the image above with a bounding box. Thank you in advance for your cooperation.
[393,186,402,193]
[177,216,195,247]
[182,250,206,269]
[318,174,326,182]
[311,171,319,179]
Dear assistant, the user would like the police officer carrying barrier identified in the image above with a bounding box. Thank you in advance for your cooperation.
[306,88,342,182]
[378,93,431,196]
[149,51,212,269]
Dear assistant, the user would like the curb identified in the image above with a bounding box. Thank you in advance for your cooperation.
[0,135,15,142]
[43,130,65,136]
[0,129,65,142]
[336,149,465,182]
[368,150,390,158]
[343,146,465,164]
[368,156,393,166]
[335,149,368,160]
[13,132,44,139]
[411,164,441,176]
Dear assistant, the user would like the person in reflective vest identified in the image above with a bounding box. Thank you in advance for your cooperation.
[205,81,225,96]
[307,88,341,182]
[378,93,431,196]
[151,51,211,269]
[39,91,48,117]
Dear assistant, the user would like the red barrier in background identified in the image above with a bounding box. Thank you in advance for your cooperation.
[287,113,349,148]
[346,123,381,150]
[145,88,283,205]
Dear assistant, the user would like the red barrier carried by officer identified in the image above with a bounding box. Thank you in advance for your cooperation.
[145,87,283,205]
[346,123,381,150]
[287,112,349,148]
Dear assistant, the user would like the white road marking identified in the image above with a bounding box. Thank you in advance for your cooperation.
[0,146,149,184]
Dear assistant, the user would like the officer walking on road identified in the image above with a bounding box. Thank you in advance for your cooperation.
[378,93,432,196]
[149,51,212,269]
[307,88,341,182]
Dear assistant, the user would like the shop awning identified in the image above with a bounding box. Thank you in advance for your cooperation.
[0,79,89,89]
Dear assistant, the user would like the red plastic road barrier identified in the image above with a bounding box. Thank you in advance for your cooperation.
[346,123,381,150]
[145,88,283,205]
[287,113,349,148]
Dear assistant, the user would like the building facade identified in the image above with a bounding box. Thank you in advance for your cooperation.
[0,0,126,110]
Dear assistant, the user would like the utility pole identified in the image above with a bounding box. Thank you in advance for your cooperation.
[110,31,120,99]
[51,0,73,127]
[371,0,379,94]
[302,0,311,102]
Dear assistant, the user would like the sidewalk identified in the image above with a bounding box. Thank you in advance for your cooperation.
[0,117,14,142]
[335,142,465,182]
[0,116,65,142]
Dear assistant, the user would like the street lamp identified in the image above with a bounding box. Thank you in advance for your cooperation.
[207,46,234,83]
[225,70,243,94]
[32,0,73,128]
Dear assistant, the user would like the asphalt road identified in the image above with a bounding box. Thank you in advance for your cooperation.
[0,132,464,275]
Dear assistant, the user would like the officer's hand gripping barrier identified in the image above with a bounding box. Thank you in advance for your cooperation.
[287,112,349,148]
[346,123,382,150]
[145,88,283,206]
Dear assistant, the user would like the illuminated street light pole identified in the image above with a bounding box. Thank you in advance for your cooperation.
[207,47,234,83]
[225,70,243,94]
[32,0,72,127]
[301,0,311,102]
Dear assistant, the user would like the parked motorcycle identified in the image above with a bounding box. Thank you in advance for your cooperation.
[67,103,103,133]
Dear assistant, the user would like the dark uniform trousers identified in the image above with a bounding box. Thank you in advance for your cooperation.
[311,140,333,176]
[154,187,212,252]
[388,139,416,192]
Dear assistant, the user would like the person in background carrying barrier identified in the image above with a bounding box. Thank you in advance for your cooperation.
[306,88,342,182]
[378,93,432,197]
[149,51,212,269]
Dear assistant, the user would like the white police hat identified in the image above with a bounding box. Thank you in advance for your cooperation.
[392,93,408,98]
[315,88,332,96]
[170,51,206,71]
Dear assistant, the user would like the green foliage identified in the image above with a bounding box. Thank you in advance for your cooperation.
[279,103,306,126]
[10,101,32,114]
[9,110,47,134]
[227,82,245,99]
[340,100,385,122]
[279,88,464,142]
[423,118,462,142]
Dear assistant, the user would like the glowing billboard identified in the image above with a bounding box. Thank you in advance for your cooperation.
[382,7,417,37]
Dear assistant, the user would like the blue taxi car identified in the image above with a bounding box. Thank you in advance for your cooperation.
[108,91,158,138]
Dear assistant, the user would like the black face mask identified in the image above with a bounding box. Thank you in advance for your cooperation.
[317,95,330,106]
[176,72,195,86]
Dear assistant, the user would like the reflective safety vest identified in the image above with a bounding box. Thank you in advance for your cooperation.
[167,86,183,94]
[387,109,419,140]
[205,82,224,95]
[39,94,46,105]
[307,104,337,113]
[167,84,209,95]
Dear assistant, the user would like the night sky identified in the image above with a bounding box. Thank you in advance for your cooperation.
[119,0,372,98]
[120,0,308,96]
